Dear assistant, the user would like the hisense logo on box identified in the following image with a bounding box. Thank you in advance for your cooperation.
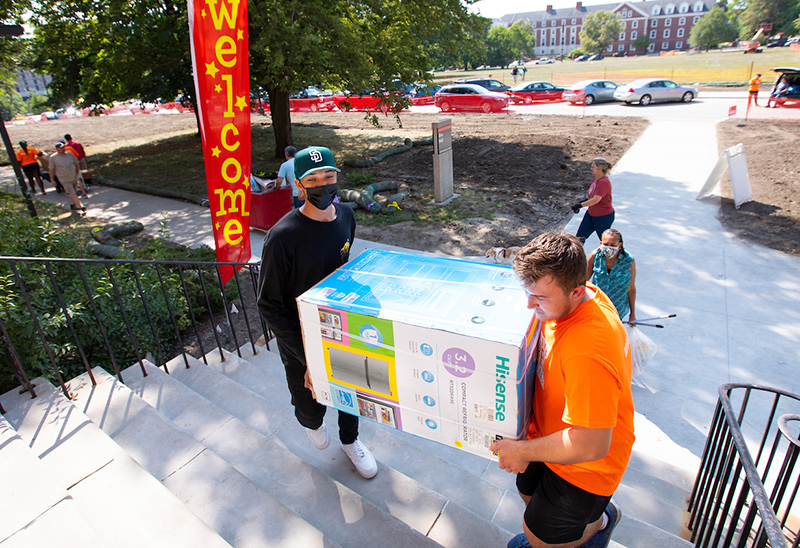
[496,356,510,421]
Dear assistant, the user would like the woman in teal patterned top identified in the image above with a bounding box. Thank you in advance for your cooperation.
[586,229,637,321]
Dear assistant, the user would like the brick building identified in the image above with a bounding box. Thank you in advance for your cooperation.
[14,70,51,100]
[498,0,709,56]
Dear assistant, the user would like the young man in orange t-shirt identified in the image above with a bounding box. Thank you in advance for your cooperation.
[491,232,634,548]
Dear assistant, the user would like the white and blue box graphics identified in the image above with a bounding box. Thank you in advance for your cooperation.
[297,249,540,460]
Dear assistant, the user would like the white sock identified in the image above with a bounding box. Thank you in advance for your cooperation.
[600,513,609,531]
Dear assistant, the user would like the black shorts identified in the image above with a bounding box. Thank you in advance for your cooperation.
[516,462,610,544]
[22,163,40,175]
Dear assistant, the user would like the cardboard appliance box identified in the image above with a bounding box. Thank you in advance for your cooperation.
[297,249,540,460]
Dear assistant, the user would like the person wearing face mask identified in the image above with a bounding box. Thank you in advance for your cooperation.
[586,229,636,322]
[257,146,378,480]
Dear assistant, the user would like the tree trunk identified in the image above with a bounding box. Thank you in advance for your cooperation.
[268,88,292,159]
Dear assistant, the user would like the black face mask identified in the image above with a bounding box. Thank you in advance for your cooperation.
[303,183,338,210]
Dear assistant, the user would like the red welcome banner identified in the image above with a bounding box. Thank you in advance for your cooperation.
[189,0,251,285]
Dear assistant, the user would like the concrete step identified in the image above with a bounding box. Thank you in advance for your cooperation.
[66,367,340,548]
[0,413,103,547]
[240,341,695,548]
[0,378,233,548]
[122,360,444,548]
[159,352,519,547]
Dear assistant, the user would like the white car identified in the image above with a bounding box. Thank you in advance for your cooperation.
[614,78,698,105]
[534,57,556,65]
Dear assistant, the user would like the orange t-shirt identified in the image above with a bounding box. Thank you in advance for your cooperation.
[749,76,761,92]
[16,147,41,166]
[531,283,635,496]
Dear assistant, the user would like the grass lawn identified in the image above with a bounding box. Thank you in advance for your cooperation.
[434,47,800,87]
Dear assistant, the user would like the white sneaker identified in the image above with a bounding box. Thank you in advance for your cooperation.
[341,439,378,479]
[306,424,330,450]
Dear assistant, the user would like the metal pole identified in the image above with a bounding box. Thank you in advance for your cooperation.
[0,110,37,218]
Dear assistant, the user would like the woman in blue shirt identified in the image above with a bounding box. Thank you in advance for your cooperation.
[586,229,637,321]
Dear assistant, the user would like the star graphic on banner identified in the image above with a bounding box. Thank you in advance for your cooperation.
[242,174,249,187]
[201,9,206,18]
[237,29,244,40]
[212,146,221,157]
[215,222,221,230]
[214,84,222,93]
[205,62,219,78]
[235,95,247,111]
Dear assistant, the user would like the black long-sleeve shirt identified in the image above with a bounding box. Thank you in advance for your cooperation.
[257,204,356,366]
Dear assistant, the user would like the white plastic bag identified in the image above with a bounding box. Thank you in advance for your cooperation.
[626,324,658,376]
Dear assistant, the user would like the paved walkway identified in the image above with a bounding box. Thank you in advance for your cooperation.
[3,111,799,473]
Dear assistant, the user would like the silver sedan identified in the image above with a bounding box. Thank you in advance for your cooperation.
[614,78,698,106]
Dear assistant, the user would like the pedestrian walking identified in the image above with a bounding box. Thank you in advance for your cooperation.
[586,229,636,322]
[749,73,762,106]
[512,67,519,84]
[15,141,46,195]
[571,158,615,244]
[49,142,86,214]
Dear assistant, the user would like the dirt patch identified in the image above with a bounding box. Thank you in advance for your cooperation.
[716,119,800,256]
[296,112,648,256]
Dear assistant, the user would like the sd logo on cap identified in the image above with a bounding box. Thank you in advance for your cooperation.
[294,146,340,180]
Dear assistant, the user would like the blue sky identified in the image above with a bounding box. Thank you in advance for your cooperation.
[469,0,611,19]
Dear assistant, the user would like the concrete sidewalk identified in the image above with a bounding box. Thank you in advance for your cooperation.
[3,117,799,470]
[564,120,800,469]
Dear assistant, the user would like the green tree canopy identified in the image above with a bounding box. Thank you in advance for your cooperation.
[486,22,535,68]
[249,0,479,156]
[690,6,739,49]
[0,0,28,94]
[632,34,650,53]
[579,11,622,55]
[27,0,192,110]
[738,0,800,39]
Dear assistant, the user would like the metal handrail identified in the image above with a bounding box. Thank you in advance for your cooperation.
[688,383,800,548]
[0,255,271,403]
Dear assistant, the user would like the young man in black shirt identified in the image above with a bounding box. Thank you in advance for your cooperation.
[257,146,378,479]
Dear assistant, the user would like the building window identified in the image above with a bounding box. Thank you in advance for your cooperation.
[648,43,655,51]
[676,41,683,49]
[622,21,626,29]
[620,32,625,40]
[619,44,625,51]
[665,18,672,26]
[662,41,669,49]
[572,18,576,24]
[631,31,637,39]
[666,5,674,14]
[552,20,556,26]
[532,21,537,28]
[571,36,576,44]
[679,17,685,25]
[693,16,699,23]
[607,45,613,52]
[653,7,660,15]
[551,39,555,45]
[663,29,670,37]
[677,28,684,37]
[680,3,688,12]
[650,30,657,38]
[632,21,638,28]
[630,43,637,50]
[694,2,703,11]
[651,19,658,27]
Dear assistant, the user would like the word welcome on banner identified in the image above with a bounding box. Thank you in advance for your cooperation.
[189,0,251,284]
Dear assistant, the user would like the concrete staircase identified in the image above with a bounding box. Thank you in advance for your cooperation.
[0,342,696,548]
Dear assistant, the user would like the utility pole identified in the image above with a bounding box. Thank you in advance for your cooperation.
[0,24,37,218]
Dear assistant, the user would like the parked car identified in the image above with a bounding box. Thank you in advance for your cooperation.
[289,88,336,111]
[534,57,555,65]
[613,78,698,105]
[333,90,410,112]
[574,55,589,62]
[509,81,565,104]
[562,80,618,105]
[434,84,509,113]
[454,78,510,93]
[768,67,800,107]
[409,84,442,106]
[588,54,604,61]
